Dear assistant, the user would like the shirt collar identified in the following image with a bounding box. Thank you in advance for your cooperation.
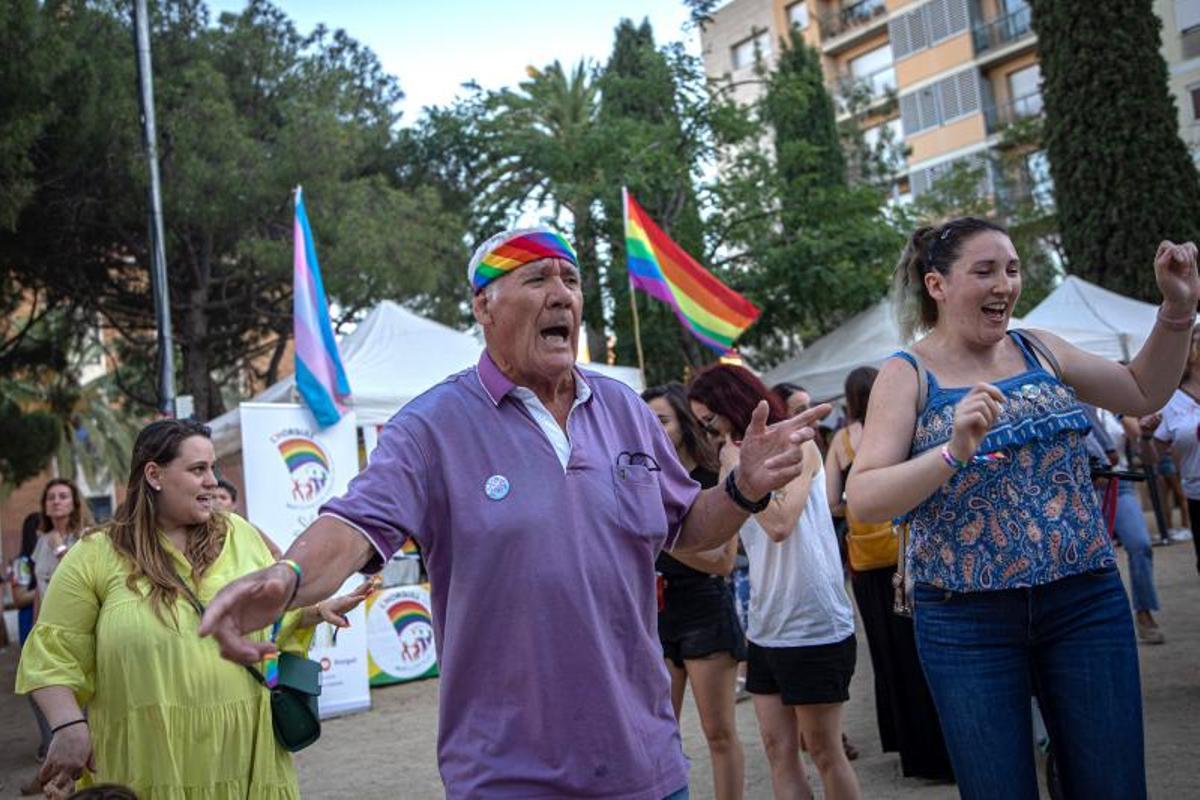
[476,349,592,407]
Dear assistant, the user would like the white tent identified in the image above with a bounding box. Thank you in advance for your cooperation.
[210,300,643,457]
[762,275,1153,402]
[1021,275,1159,361]
[761,301,912,402]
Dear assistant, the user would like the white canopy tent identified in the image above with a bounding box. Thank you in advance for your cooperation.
[762,275,1154,402]
[210,300,643,457]
[1021,275,1159,361]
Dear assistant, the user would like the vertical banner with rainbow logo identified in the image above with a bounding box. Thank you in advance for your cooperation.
[365,584,438,686]
[239,402,371,718]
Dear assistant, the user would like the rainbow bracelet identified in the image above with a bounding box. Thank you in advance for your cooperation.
[941,445,1008,470]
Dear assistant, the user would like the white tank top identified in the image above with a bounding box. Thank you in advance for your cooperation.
[739,467,856,647]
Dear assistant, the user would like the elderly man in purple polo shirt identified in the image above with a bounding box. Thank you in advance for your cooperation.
[200,226,829,799]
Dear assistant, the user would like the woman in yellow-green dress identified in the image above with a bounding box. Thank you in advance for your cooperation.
[17,419,367,800]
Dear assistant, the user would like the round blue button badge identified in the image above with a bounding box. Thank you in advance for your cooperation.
[484,474,510,501]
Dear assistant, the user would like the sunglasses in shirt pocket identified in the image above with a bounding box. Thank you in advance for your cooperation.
[611,462,668,539]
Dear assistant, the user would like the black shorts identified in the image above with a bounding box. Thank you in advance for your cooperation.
[746,634,857,705]
[659,578,747,668]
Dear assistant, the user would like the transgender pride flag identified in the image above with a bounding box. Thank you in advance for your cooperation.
[293,186,350,427]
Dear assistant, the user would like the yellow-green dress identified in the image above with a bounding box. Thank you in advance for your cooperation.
[16,513,313,799]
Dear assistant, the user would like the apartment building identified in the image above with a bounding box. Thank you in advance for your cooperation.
[700,0,1049,205]
[1158,0,1200,162]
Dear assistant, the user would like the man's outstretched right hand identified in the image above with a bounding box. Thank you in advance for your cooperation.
[199,562,297,664]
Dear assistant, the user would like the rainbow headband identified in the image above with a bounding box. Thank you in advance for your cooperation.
[468,227,578,292]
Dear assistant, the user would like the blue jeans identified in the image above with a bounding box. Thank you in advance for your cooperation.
[913,567,1145,800]
[662,787,688,800]
[1112,481,1159,612]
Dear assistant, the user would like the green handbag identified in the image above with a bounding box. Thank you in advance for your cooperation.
[175,573,322,752]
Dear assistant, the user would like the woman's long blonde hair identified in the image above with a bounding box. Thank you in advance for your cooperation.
[101,419,228,623]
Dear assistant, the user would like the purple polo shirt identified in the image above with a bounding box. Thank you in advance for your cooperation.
[321,352,698,799]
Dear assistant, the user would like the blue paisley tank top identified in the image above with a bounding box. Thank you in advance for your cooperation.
[894,332,1115,592]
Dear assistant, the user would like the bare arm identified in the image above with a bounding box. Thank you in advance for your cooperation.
[1032,326,1191,417]
[1035,241,1199,415]
[847,359,1004,523]
[672,402,830,554]
[824,429,847,514]
[754,442,821,542]
[665,537,738,576]
[199,516,375,663]
[32,686,94,792]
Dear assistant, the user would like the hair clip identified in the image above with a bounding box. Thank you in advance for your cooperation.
[939,227,953,240]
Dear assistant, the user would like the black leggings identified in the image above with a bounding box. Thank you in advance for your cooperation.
[1188,498,1200,571]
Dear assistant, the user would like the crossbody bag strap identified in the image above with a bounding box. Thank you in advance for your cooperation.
[1012,328,1063,381]
[173,569,268,687]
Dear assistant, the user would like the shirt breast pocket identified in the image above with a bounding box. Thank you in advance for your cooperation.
[611,463,668,539]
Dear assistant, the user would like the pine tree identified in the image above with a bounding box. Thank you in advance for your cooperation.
[1030,0,1200,300]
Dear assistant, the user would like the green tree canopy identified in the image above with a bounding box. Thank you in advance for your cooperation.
[1030,0,1200,300]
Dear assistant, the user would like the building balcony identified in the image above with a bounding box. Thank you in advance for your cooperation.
[819,0,889,54]
[972,6,1034,56]
[834,64,897,112]
[983,91,1043,134]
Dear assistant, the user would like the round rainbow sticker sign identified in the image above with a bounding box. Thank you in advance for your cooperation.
[275,436,333,508]
[366,585,438,685]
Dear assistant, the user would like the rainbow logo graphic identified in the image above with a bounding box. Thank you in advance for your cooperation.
[387,599,431,639]
[276,436,332,507]
[366,586,438,685]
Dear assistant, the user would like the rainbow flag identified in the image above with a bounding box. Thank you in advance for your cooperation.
[623,188,759,353]
[293,187,351,427]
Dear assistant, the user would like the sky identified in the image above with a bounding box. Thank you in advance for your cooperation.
[206,0,702,123]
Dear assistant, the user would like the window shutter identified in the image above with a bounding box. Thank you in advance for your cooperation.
[957,69,981,115]
[906,7,930,54]
[910,167,931,197]
[938,73,962,121]
[917,85,940,130]
[946,0,970,37]
[889,15,912,58]
[928,0,951,43]
[900,92,922,133]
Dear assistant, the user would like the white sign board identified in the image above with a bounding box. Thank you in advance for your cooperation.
[240,403,371,719]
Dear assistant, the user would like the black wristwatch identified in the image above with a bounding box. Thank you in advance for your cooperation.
[724,469,771,513]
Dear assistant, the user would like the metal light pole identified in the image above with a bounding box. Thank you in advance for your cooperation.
[133,0,176,415]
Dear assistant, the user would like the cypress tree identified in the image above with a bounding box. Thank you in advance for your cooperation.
[598,19,709,383]
[1030,0,1200,300]
[733,32,898,361]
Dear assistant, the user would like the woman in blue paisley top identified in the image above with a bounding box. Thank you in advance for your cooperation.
[846,217,1199,800]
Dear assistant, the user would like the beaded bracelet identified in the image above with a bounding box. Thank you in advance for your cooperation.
[1157,306,1197,332]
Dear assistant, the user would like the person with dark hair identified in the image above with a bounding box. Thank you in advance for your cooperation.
[16,419,369,799]
[772,383,810,417]
[14,512,41,643]
[848,217,1198,798]
[824,366,952,781]
[642,382,746,800]
[690,364,860,800]
[214,478,239,508]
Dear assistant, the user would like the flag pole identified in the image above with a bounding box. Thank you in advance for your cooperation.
[622,187,647,387]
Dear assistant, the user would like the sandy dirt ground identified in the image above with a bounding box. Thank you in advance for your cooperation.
[2,540,1197,799]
